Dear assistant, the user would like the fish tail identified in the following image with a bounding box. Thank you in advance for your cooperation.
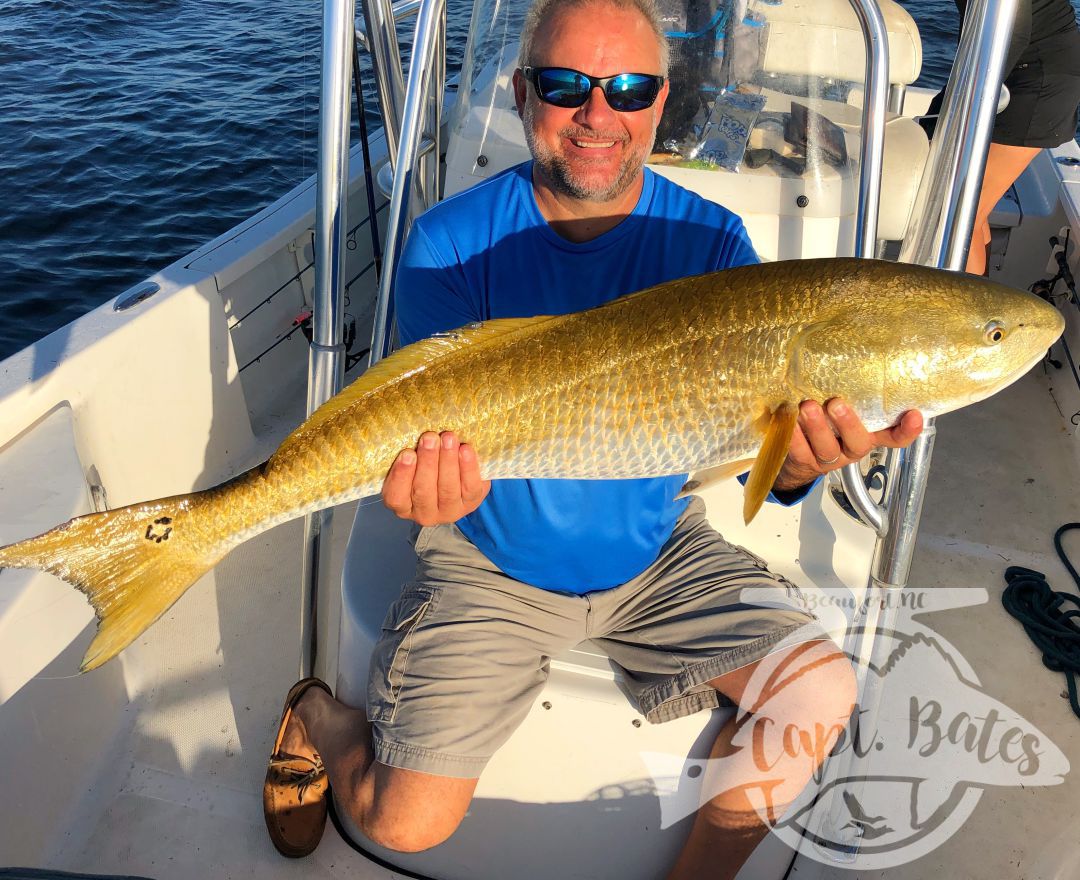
[0,473,253,672]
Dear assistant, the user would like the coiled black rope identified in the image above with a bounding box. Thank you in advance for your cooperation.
[1001,523,1080,720]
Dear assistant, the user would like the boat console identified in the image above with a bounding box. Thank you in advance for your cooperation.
[443,0,927,259]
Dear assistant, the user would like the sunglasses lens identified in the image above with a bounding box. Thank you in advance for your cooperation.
[536,68,591,107]
[531,68,662,111]
[605,74,660,111]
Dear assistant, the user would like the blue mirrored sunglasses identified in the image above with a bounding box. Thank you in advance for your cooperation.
[521,66,664,112]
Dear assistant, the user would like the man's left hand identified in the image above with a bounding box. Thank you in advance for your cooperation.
[773,398,924,493]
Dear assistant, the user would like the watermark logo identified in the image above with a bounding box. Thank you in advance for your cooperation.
[641,587,1069,869]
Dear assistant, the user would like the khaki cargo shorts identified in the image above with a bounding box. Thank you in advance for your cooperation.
[366,496,829,778]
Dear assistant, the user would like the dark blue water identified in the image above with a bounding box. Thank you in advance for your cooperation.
[0,0,469,360]
[0,0,1063,360]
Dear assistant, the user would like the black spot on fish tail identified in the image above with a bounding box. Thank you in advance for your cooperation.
[145,520,172,543]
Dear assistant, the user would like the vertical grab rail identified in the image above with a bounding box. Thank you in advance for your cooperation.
[881,0,1020,580]
[851,0,890,258]
[301,0,447,676]
[804,0,1020,864]
[359,0,408,164]
[839,0,892,537]
[300,0,359,679]
[811,0,891,859]
[368,0,446,367]
[356,0,434,215]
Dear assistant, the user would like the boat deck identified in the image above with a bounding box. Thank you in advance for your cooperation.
[22,363,1076,880]
[847,366,1080,880]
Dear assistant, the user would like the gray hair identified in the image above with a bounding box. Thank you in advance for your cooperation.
[517,0,670,76]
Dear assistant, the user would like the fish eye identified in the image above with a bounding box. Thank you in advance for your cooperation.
[983,321,1006,344]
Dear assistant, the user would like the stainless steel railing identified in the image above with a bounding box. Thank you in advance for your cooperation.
[839,0,892,538]
[807,0,1020,863]
[358,0,409,162]
[850,0,890,259]
[879,0,1020,586]
[355,0,421,54]
[368,0,446,366]
[300,0,361,679]
[300,0,447,677]
[357,0,442,198]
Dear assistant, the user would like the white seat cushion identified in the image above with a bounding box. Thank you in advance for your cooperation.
[758,0,922,86]
[879,114,931,240]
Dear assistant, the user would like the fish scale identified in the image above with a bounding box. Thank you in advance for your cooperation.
[0,257,1063,671]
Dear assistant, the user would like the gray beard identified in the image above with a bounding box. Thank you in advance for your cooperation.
[522,101,655,203]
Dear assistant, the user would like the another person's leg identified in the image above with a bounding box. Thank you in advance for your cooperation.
[967,142,1039,276]
[972,26,1080,274]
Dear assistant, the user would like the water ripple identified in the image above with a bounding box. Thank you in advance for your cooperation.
[0,0,1003,359]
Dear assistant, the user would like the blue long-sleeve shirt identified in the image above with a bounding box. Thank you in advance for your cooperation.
[394,162,811,593]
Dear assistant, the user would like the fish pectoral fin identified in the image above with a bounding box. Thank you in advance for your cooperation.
[675,459,757,499]
[743,403,798,524]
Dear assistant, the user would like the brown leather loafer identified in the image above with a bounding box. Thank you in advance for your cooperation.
[263,676,334,858]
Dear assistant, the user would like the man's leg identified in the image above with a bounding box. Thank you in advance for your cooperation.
[665,638,856,880]
[588,498,852,879]
[279,687,477,852]
[268,521,585,855]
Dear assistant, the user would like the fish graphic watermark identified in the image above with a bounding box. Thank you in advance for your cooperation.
[641,587,1070,869]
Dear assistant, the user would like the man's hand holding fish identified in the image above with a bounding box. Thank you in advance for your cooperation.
[774,399,925,491]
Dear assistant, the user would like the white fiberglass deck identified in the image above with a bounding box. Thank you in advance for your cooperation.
[11,363,1075,880]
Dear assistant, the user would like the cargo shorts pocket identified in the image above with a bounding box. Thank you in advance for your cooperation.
[367,584,439,724]
[722,539,816,616]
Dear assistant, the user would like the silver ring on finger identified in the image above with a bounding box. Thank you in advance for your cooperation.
[815,453,841,466]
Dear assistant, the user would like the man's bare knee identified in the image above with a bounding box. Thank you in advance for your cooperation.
[711,639,856,718]
[832,653,859,718]
[361,811,463,853]
[778,643,858,732]
[345,763,478,853]
[797,642,858,723]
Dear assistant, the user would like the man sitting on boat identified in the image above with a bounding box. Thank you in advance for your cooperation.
[263,0,923,875]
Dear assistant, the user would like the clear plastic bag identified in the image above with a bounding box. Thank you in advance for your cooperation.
[681,89,767,170]
[656,0,769,168]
